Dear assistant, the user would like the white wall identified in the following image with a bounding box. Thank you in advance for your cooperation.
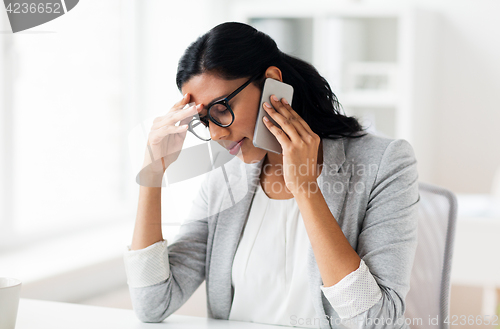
[137,0,500,194]
[224,0,500,193]
[386,0,500,194]
[135,0,218,125]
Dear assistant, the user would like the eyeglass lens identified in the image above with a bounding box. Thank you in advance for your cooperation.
[208,103,232,126]
[190,102,233,141]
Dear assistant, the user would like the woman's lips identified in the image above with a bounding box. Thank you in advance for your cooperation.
[229,138,245,155]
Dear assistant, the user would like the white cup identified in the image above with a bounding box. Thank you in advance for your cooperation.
[0,278,22,329]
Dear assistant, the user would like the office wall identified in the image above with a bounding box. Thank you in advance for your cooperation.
[228,0,500,194]
[388,0,500,194]
[140,0,500,194]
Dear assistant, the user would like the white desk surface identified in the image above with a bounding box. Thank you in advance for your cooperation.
[16,299,285,329]
[451,215,500,286]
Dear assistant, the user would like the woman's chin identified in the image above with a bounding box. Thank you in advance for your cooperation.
[235,148,266,164]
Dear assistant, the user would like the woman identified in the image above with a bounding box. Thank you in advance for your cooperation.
[123,22,419,329]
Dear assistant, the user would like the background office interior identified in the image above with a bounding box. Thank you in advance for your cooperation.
[1,0,500,328]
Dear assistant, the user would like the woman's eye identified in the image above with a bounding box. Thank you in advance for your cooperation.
[210,103,228,114]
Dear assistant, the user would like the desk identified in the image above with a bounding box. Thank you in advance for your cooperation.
[16,299,284,329]
[451,215,500,287]
[452,194,500,286]
[451,193,500,315]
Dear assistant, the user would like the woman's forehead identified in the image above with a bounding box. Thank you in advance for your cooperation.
[181,73,247,106]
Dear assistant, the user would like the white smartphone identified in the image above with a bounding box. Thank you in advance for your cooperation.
[253,78,294,154]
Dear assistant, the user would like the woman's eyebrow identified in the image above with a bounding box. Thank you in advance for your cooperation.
[204,94,230,109]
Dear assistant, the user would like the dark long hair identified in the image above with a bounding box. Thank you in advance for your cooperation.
[176,22,367,140]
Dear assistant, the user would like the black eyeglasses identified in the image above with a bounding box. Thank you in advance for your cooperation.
[188,73,262,141]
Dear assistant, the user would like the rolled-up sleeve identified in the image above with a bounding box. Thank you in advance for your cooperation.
[320,258,382,319]
[123,240,170,288]
[322,139,419,329]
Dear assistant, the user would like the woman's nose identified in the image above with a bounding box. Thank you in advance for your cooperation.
[209,123,229,141]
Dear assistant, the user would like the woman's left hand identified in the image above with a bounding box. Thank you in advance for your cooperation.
[263,95,322,196]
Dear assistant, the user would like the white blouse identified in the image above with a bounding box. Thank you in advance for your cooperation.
[228,182,318,328]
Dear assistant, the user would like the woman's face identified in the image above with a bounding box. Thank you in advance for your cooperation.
[180,72,268,164]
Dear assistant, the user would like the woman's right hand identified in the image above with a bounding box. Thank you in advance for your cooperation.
[137,93,203,187]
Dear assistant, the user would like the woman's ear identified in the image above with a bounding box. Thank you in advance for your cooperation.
[264,66,283,82]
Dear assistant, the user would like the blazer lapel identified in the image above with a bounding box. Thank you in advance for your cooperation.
[207,156,264,319]
[317,137,352,223]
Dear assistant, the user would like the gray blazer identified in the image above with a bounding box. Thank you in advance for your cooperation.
[128,132,419,329]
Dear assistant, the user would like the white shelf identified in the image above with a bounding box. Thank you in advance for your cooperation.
[339,91,398,108]
[231,3,412,19]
